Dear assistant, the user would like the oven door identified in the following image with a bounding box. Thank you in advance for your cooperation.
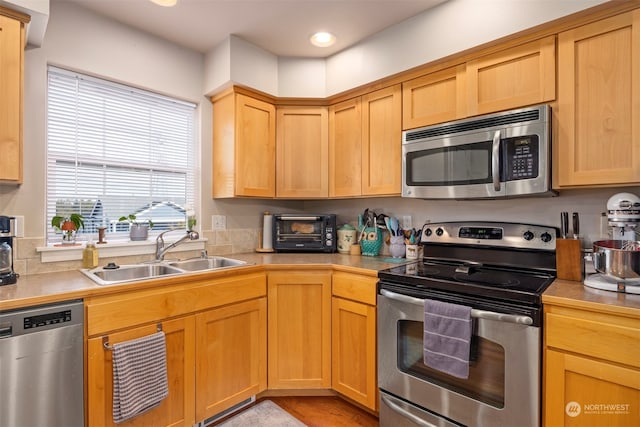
[378,288,540,427]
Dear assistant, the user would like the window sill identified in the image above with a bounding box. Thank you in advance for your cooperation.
[37,238,207,263]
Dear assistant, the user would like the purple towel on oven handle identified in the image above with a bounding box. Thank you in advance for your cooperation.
[423,299,472,379]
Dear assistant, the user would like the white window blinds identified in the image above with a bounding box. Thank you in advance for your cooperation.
[46,66,196,242]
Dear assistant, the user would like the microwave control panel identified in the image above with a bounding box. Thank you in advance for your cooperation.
[503,135,539,181]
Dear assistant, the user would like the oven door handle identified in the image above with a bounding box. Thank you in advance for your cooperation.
[381,394,442,427]
[380,289,533,325]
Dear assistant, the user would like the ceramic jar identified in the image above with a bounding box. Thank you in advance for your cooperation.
[337,224,357,254]
[389,235,405,258]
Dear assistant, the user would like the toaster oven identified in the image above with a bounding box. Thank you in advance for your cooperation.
[273,214,336,253]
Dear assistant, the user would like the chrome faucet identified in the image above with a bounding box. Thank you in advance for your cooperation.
[155,229,200,261]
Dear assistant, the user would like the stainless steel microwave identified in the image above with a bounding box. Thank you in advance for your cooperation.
[402,105,556,199]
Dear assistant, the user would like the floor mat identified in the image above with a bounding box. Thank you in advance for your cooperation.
[217,400,306,427]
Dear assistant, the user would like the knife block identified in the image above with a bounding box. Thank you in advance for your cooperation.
[556,238,583,281]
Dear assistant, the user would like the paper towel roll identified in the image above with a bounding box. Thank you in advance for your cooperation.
[262,212,273,250]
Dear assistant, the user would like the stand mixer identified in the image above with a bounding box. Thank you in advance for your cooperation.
[584,192,640,294]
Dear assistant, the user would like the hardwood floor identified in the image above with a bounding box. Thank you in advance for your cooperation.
[263,396,379,427]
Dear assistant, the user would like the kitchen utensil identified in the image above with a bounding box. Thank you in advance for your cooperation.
[560,212,568,239]
[592,239,640,280]
[572,212,580,239]
[556,238,583,281]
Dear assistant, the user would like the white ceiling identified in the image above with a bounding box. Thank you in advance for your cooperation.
[56,0,447,57]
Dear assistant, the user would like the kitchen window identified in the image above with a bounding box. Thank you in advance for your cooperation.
[46,66,196,244]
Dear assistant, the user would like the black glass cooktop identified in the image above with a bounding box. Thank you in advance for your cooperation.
[378,260,555,305]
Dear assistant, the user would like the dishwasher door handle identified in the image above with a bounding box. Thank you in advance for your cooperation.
[0,323,12,338]
[379,289,533,325]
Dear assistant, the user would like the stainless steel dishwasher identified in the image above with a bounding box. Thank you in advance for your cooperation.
[0,300,84,427]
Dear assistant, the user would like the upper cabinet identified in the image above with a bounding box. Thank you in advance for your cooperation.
[555,10,640,188]
[402,65,467,129]
[212,90,276,198]
[361,85,403,196]
[466,36,556,116]
[0,8,29,184]
[402,36,556,130]
[276,106,328,198]
[329,85,402,197]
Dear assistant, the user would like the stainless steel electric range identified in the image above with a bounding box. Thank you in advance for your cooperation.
[377,221,558,427]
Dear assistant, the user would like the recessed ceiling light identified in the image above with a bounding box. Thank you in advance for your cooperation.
[310,32,336,47]
[150,0,177,7]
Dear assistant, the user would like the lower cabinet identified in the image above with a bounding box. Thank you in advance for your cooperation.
[195,298,267,421]
[543,303,640,427]
[267,270,332,389]
[86,273,267,426]
[87,316,196,427]
[331,271,378,411]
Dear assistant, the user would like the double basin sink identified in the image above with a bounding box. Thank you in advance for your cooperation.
[82,256,248,286]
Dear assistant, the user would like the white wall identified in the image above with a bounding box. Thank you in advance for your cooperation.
[325,0,608,94]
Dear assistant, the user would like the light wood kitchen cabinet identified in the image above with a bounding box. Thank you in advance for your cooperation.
[329,85,402,197]
[195,297,267,421]
[328,97,362,197]
[87,316,196,427]
[267,270,332,389]
[86,272,267,426]
[466,35,555,116]
[402,36,555,130]
[212,89,276,198]
[402,64,467,129]
[555,11,640,188]
[276,106,329,198]
[0,8,29,184]
[544,303,640,427]
[331,271,378,411]
[362,85,402,196]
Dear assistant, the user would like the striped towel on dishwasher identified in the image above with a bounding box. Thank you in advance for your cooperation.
[423,299,472,379]
[112,331,169,424]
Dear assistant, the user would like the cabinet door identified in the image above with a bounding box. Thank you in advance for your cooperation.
[556,11,640,187]
[235,94,276,197]
[329,98,362,197]
[0,14,23,183]
[467,35,556,116]
[276,106,328,198]
[195,298,267,421]
[361,84,402,196]
[402,64,466,129]
[331,297,377,410]
[86,317,196,427]
[545,349,640,427]
[267,270,332,389]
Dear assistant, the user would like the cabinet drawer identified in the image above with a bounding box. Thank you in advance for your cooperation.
[87,272,266,336]
[332,272,377,306]
[545,308,640,368]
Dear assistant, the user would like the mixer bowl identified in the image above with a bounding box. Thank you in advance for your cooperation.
[592,240,640,280]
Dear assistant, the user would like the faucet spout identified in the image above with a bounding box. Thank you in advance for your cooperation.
[155,229,200,261]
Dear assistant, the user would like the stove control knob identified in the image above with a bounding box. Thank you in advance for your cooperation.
[435,227,444,237]
[523,230,534,241]
[540,232,553,243]
[424,228,432,237]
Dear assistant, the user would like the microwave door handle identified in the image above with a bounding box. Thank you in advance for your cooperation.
[379,289,533,325]
[492,130,501,192]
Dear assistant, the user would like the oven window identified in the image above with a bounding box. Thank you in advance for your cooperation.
[397,319,505,408]
[407,141,492,186]
[276,220,322,242]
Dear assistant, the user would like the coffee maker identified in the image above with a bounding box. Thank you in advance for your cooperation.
[0,215,18,286]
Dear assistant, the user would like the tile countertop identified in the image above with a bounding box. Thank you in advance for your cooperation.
[0,252,410,311]
[543,278,640,318]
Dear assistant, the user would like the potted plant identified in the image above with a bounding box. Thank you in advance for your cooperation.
[51,213,84,245]
[118,214,153,241]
